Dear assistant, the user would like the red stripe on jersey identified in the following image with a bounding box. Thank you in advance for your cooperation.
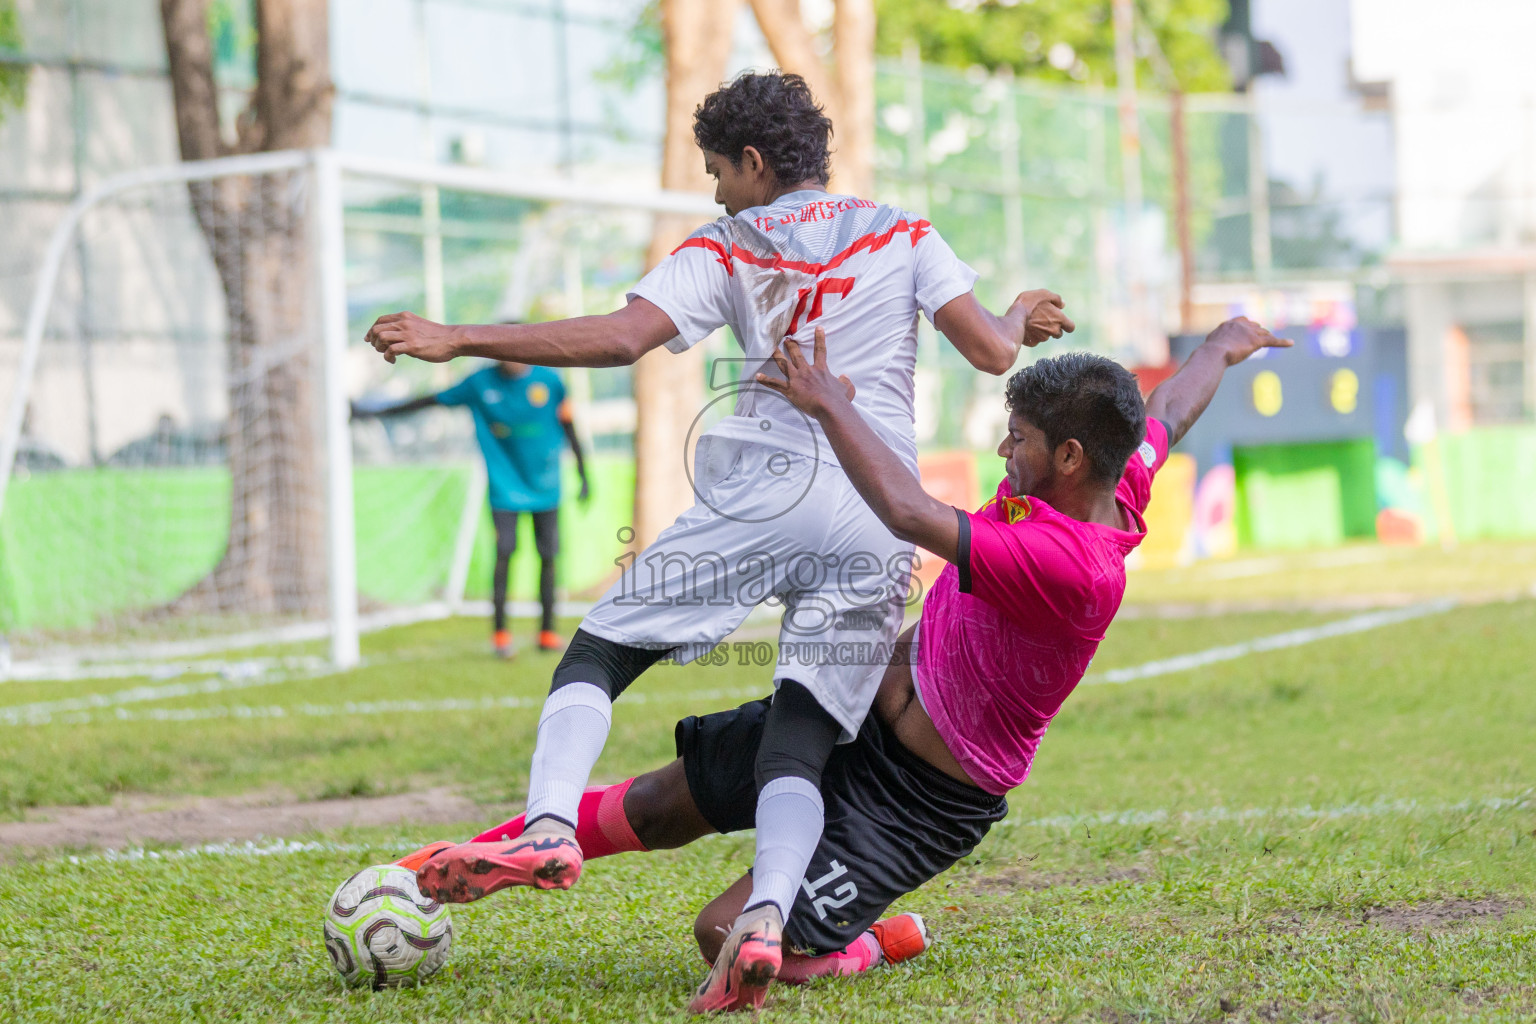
[674,218,934,279]
[671,236,735,276]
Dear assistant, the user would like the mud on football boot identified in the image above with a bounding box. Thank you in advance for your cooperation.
[394,840,455,873]
[416,819,583,903]
[869,912,930,966]
[686,903,783,1014]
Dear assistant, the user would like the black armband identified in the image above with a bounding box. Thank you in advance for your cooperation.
[955,507,973,594]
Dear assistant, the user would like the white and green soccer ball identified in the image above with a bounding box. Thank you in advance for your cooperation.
[323,864,453,989]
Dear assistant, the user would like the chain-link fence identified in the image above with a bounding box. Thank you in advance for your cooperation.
[873,56,1396,332]
[0,2,1434,576]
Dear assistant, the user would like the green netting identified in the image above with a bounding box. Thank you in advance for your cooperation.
[1233,438,1377,550]
[1433,427,1536,540]
[0,456,635,633]
[0,467,231,631]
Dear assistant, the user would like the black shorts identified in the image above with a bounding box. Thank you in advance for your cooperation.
[676,696,1008,956]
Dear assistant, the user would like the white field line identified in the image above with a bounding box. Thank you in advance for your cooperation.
[1167,545,1408,582]
[1003,793,1531,831]
[0,660,335,726]
[4,655,330,686]
[49,792,1533,869]
[5,601,792,685]
[6,686,763,728]
[3,599,1461,726]
[4,599,596,680]
[1083,599,1456,686]
[62,838,383,865]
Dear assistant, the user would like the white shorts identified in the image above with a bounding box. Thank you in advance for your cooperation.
[581,436,914,740]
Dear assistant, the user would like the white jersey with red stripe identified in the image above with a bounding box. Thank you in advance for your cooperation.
[627,189,978,472]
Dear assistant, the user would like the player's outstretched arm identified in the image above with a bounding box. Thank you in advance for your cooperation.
[1146,317,1292,446]
[349,395,438,420]
[757,327,961,562]
[932,289,1076,375]
[364,298,682,368]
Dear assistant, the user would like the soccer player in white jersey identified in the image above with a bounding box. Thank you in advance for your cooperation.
[365,72,1073,1004]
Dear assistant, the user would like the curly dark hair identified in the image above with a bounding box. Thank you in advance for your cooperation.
[693,72,833,186]
[1005,352,1147,485]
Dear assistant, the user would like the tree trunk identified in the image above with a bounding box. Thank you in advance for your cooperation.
[746,0,839,119]
[160,0,333,615]
[831,0,875,198]
[747,0,875,196]
[632,0,740,547]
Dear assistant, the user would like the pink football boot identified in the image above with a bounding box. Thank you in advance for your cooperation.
[416,831,583,903]
[394,840,455,872]
[686,904,783,1014]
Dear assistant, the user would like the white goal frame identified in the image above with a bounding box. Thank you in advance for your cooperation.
[3,148,716,668]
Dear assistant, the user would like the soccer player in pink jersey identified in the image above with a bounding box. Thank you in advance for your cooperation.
[369,71,1074,1005]
[399,316,1290,1012]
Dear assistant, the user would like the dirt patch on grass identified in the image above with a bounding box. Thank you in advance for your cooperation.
[1361,898,1518,930]
[0,787,490,855]
[1267,898,1521,935]
[969,863,1151,893]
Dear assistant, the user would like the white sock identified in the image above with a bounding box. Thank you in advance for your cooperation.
[523,682,612,829]
[745,776,825,923]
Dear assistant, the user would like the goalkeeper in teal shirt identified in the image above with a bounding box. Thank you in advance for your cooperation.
[356,360,590,658]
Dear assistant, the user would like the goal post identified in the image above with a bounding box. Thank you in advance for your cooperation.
[314,149,360,669]
[2,148,716,670]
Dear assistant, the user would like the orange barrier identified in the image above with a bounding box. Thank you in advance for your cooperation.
[1140,453,1196,569]
[912,451,980,594]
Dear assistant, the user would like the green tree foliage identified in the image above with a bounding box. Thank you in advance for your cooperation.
[598,0,663,92]
[208,0,256,84]
[0,0,29,118]
[875,0,1230,92]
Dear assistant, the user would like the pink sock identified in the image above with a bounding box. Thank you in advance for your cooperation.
[776,932,882,985]
[468,778,649,857]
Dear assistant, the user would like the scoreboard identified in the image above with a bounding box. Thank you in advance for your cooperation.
[1169,326,1409,474]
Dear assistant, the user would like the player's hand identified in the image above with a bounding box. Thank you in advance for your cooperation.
[365,311,461,364]
[756,327,856,419]
[1205,316,1292,366]
[1014,289,1076,347]
[578,478,591,504]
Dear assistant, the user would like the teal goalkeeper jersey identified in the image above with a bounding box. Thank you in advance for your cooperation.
[436,365,568,512]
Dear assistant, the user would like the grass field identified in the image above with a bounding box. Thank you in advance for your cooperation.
[1,544,1534,1022]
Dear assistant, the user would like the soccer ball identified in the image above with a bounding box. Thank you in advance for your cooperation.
[322,864,453,989]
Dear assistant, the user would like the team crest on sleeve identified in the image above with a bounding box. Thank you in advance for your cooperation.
[1138,440,1156,467]
[1000,495,1032,524]
[527,382,550,408]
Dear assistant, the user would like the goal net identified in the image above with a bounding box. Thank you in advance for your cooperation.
[1,152,711,669]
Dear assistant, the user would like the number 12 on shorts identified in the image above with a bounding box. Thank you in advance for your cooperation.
[801,859,859,920]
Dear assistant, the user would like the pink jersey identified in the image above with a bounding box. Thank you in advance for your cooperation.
[913,418,1171,794]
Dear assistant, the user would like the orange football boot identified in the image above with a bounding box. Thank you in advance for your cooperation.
[537,630,564,651]
[870,912,930,965]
